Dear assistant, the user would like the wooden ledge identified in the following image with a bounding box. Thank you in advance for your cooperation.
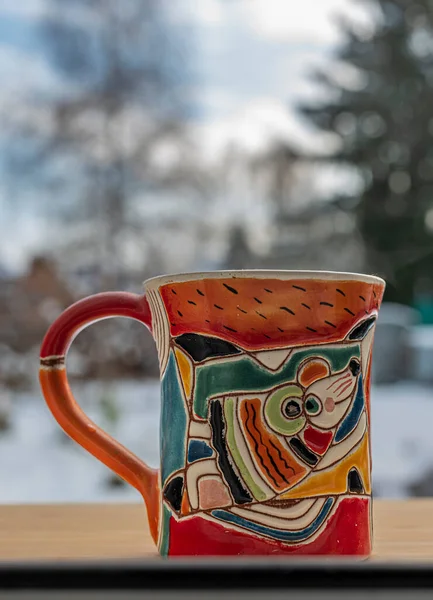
[0,500,431,561]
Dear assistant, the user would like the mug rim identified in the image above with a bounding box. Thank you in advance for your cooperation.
[144,269,386,290]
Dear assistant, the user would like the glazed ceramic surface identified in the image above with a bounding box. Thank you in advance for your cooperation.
[39,271,385,557]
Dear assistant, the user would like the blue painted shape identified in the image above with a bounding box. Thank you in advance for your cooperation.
[161,351,187,485]
[188,439,214,463]
[212,497,334,542]
[335,375,364,443]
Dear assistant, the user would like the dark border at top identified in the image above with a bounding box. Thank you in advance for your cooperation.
[0,561,433,590]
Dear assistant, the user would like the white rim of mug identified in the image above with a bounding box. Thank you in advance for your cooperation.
[144,269,386,290]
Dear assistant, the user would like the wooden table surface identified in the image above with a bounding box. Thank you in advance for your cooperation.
[0,500,432,562]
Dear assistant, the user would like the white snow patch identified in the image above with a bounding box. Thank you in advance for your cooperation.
[1,380,432,502]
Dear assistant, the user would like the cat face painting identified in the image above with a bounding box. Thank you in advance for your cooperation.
[145,275,384,556]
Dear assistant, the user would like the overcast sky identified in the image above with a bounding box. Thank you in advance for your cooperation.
[0,0,371,271]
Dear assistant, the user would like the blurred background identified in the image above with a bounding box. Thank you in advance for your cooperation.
[0,0,433,503]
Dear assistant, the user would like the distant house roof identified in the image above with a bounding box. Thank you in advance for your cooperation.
[0,255,75,353]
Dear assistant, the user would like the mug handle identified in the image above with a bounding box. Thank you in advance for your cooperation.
[39,292,160,544]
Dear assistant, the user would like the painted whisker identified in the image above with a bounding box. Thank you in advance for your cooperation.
[337,381,354,398]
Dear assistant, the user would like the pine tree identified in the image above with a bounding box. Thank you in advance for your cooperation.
[299,0,433,305]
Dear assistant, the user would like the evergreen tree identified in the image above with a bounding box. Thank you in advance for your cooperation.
[299,0,433,305]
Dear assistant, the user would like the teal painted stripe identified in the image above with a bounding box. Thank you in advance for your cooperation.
[212,497,334,543]
[161,351,187,484]
[159,504,172,557]
[194,345,360,419]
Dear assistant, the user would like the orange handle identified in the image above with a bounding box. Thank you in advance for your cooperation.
[39,292,160,544]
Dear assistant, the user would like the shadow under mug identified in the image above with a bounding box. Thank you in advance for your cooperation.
[39,270,385,557]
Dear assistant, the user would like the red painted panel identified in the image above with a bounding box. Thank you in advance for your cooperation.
[168,496,370,556]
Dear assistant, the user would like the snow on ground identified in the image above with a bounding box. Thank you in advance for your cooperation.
[0,379,432,503]
[0,380,161,503]
[370,382,433,498]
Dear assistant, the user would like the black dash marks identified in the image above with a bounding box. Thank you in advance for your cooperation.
[306,327,317,333]
[344,307,355,316]
[170,322,176,327]
[256,311,267,319]
[237,306,248,314]
[177,310,183,317]
[359,295,366,302]
[223,283,238,295]
[278,327,284,333]
[223,325,238,333]
[254,297,262,304]
[301,303,311,310]
[196,289,205,296]
[214,304,224,310]
[292,285,307,292]
[373,290,377,299]
[280,306,295,315]
[172,289,177,295]
[263,334,271,340]
[325,320,336,328]
[320,301,333,307]
[187,300,197,306]
[264,288,273,293]
[205,319,210,323]
[336,288,346,297]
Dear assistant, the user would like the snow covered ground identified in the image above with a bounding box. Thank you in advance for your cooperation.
[0,379,432,503]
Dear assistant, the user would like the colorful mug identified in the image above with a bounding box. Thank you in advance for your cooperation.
[39,270,385,557]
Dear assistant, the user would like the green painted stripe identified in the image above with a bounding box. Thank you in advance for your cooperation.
[194,344,361,419]
[224,396,267,502]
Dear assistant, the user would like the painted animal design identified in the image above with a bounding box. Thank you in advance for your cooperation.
[146,276,383,555]
[161,316,375,543]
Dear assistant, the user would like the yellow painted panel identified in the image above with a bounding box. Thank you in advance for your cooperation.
[278,433,371,499]
[174,347,193,401]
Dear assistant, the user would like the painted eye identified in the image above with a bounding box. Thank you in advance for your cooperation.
[283,398,302,419]
[305,395,322,416]
[264,384,306,436]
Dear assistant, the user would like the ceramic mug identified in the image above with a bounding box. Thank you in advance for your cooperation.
[39,270,385,557]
